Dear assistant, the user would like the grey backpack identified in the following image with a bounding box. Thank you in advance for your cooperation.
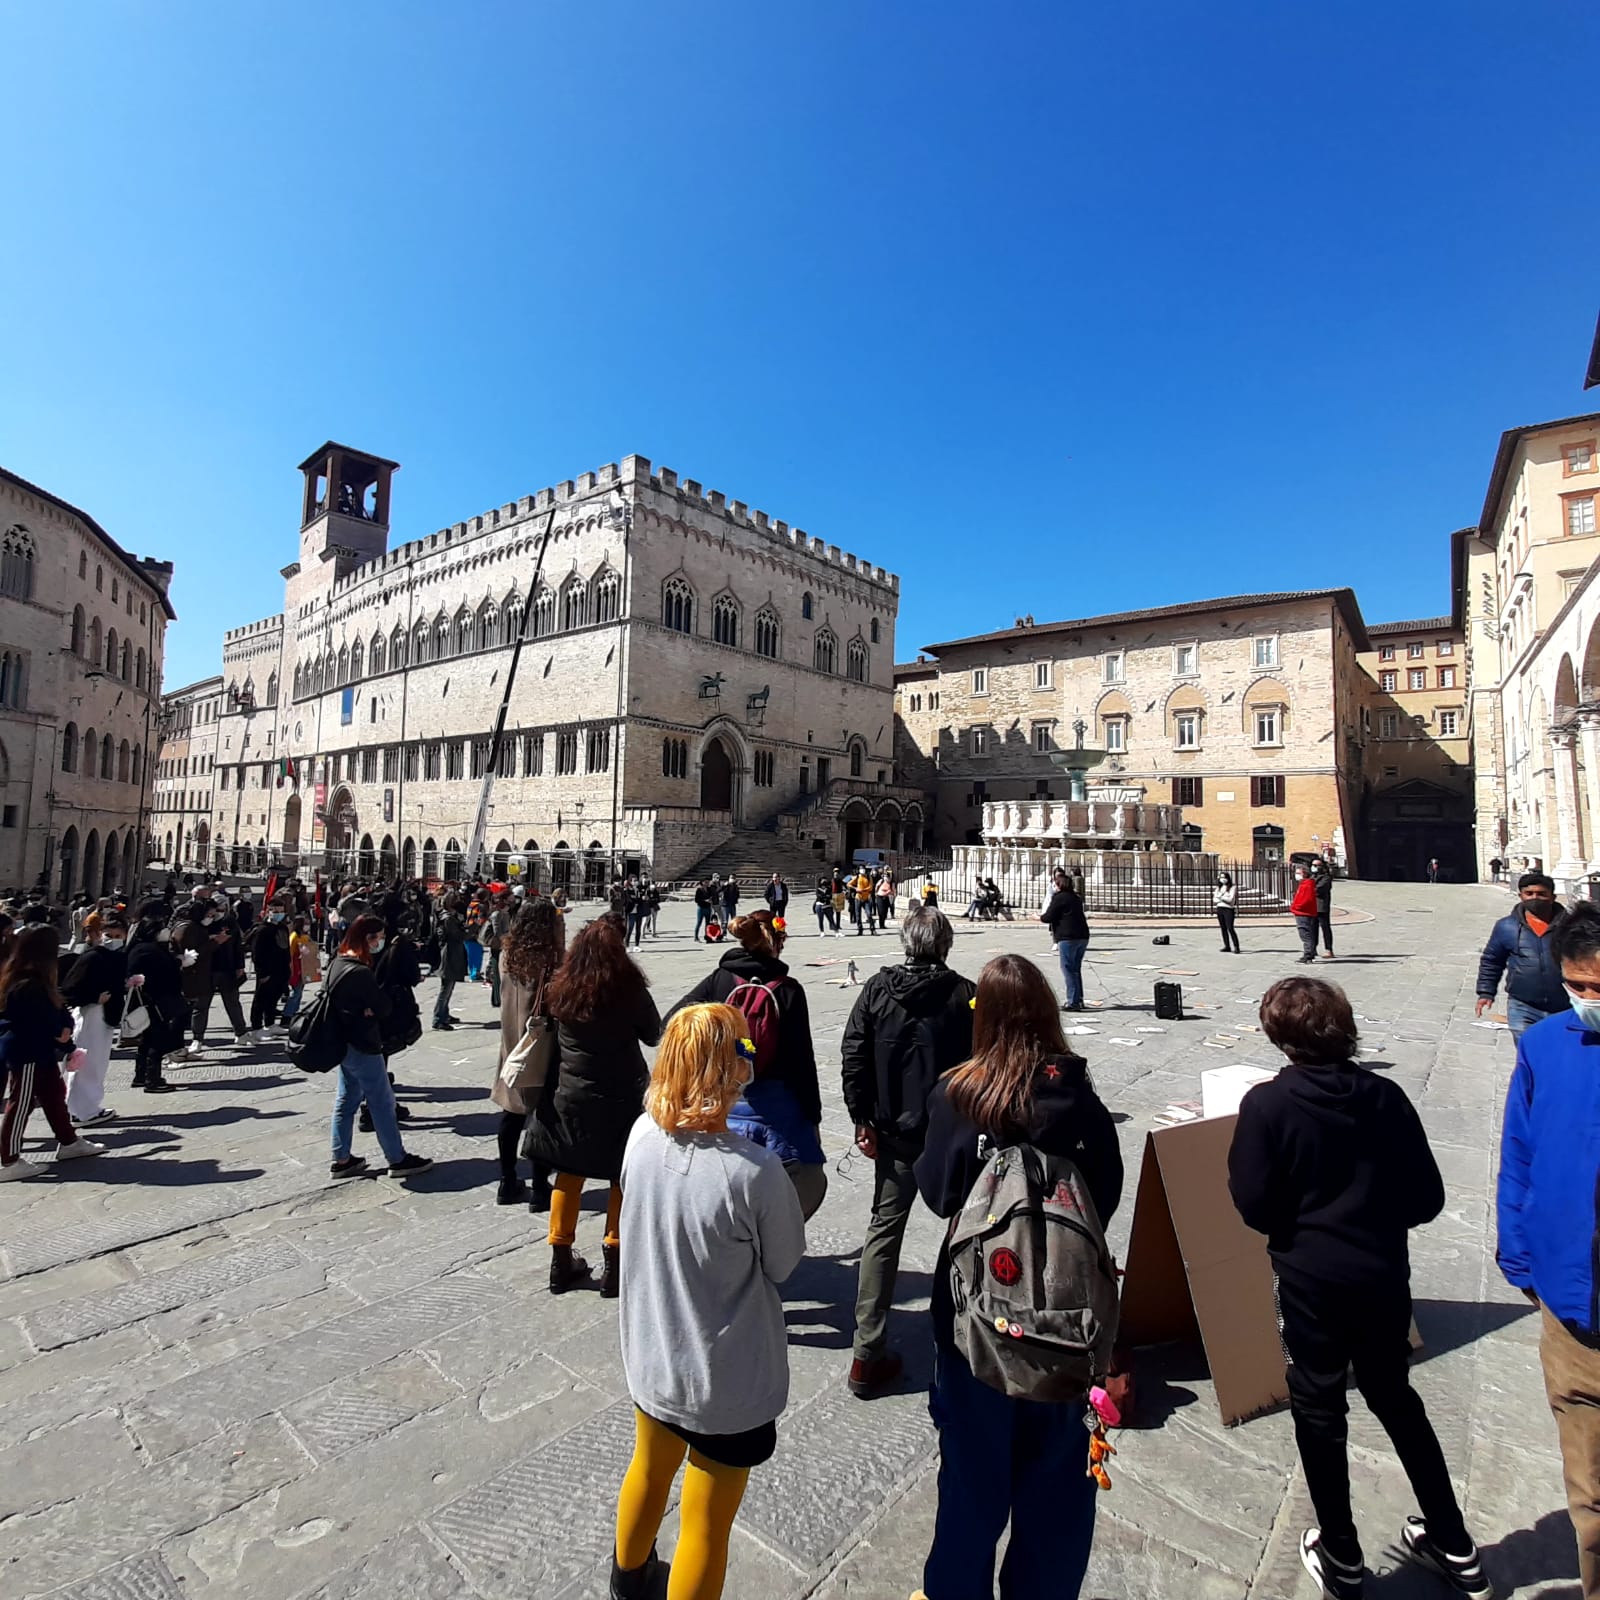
[947,1141,1120,1403]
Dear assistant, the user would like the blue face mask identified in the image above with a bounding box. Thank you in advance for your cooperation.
[1565,986,1600,1032]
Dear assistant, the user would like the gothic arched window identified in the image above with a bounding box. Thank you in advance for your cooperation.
[662,576,694,635]
[477,600,498,651]
[370,632,386,675]
[532,587,555,638]
[847,637,869,683]
[562,576,587,631]
[712,594,739,648]
[814,627,837,674]
[754,607,779,659]
[801,591,814,621]
[0,525,35,599]
[592,569,620,624]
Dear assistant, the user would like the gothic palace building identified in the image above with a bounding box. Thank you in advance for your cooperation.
[200,445,915,887]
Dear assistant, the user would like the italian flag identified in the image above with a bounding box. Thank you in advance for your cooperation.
[276,755,295,788]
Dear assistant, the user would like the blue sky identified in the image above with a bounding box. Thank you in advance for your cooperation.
[4,1,1598,688]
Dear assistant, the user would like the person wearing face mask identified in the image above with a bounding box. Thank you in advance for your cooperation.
[1498,900,1600,1597]
[246,900,292,1044]
[1290,867,1321,964]
[1475,872,1571,1040]
[60,912,130,1125]
[171,898,217,1060]
[125,902,182,1093]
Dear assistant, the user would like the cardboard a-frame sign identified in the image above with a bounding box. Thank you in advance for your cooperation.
[1118,1113,1287,1426]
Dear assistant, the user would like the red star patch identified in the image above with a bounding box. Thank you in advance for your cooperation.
[1043,1064,1061,1080]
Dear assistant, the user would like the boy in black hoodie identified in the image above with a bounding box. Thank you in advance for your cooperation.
[1227,976,1491,1600]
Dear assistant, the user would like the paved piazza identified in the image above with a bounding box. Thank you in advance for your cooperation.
[0,883,1582,1599]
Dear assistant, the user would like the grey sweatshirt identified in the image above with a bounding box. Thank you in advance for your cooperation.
[619,1116,807,1435]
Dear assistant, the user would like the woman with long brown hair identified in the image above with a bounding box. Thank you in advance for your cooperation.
[910,952,1122,1600]
[1,925,105,1179]
[526,915,660,1296]
[492,896,565,1209]
[326,914,431,1181]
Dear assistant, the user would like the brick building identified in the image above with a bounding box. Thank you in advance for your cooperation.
[152,675,223,871]
[894,589,1370,869]
[204,446,905,885]
[0,467,174,897]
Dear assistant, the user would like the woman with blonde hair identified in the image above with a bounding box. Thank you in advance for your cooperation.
[609,1003,806,1600]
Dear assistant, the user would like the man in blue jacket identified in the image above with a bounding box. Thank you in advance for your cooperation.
[1497,900,1600,1596]
[1476,872,1570,1039]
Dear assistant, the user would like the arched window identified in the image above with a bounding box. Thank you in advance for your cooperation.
[105,627,118,675]
[136,647,147,689]
[78,552,87,580]
[561,576,587,631]
[662,737,688,779]
[350,645,364,687]
[662,576,694,634]
[310,655,324,694]
[434,613,451,659]
[388,624,406,670]
[100,733,114,777]
[412,617,430,665]
[712,594,739,648]
[0,652,21,708]
[532,587,555,638]
[336,643,351,685]
[131,744,142,786]
[293,663,304,699]
[61,722,79,773]
[592,569,620,623]
[801,592,814,621]
[455,607,472,654]
[754,607,780,659]
[70,605,85,656]
[118,740,131,782]
[81,726,97,777]
[814,628,837,674]
[847,637,869,682]
[849,740,865,778]
[368,633,384,675]
[476,600,498,650]
[0,525,35,599]
[502,592,524,645]
[120,640,131,681]
[870,617,881,644]
[88,616,102,667]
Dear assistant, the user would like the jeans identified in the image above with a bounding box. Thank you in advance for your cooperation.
[1507,996,1560,1040]
[432,977,457,1026]
[281,982,305,1022]
[331,1046,407,1165]
[1277,1271,1468,1565]
[923,1341,1098,1599]
[1215,907,1241,951]
[694,905,712,940]
[1056,938,1088,1008]
[1296,915,1320,959]
[464,940,482,981]
[852,1149,919,1359]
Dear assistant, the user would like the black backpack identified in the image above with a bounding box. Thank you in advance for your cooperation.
[286,972,346,1073]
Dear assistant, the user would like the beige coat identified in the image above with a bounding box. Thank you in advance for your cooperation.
[493,962,553,1114]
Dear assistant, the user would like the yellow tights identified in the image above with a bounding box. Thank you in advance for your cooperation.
[615,1408,750,1600]
[548,1173,621,1248]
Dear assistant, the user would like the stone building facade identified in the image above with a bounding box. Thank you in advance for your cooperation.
[1354,615,1472,880]
[894,589,1369,869]
[152,675,223,870]
[1462,411,1600,888]
[205,446,901,884]
[0,467,174,897]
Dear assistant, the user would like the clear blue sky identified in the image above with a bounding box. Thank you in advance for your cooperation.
[4,2,1598,688]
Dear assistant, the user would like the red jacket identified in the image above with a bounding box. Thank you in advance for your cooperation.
[1291,877,1319,917]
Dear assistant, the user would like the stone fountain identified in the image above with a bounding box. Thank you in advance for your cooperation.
[1049,718,1109,803]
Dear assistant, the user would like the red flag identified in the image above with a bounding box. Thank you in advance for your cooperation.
[263,870,279,907]
[314,870,323,919]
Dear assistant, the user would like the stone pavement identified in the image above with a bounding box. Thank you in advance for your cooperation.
[0,883,1582,1599]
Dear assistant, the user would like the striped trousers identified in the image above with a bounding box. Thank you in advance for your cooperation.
[2,1058,77,1164]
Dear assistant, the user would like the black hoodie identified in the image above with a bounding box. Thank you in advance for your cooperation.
[841,960,977,1154]
[1227,1061,1444,1288]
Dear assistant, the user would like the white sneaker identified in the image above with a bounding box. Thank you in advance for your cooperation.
[56,1138,106,1161]
[184,1041,204,1058]
[0,1158,45,1181]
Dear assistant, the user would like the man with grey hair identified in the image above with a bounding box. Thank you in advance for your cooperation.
[841,905,976,1399]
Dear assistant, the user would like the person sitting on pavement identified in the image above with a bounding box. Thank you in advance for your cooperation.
[670,909,826,1220]
[1476,871,1571,1041]
[841,905,975,1400]
[1498,900,1600,1598]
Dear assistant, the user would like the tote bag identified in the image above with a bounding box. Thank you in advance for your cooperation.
[492,979,557,1114]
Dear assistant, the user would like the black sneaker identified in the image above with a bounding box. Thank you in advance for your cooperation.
[1400,1517,1493,1598]
[1300,1529,1364,1599]
[431,1021,454,1032]
[330,1155,369,1179]
[143,1081,177,1094]
[387,1153,433,1179]
[497,1177,529,1206]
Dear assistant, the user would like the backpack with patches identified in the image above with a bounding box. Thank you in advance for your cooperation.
[724,977,785,1078]
[947,1140,1120,1403]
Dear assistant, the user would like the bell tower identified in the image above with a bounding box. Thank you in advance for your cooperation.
[295,442,398,586]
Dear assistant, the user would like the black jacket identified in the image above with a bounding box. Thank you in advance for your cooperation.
[0,978,74,1068]
[375,937,423,1055]
[915,1056,1123,1347]
[672,949,822,1125]
[1040,887,1089,943]
[1227,1060,1443,1288]
[434,912,468,982]
[126,936,187,1031]
[841,961,976,1154]
[1478,904,1570,1013]
[325,954,391,1056]
[60,945,128,1026]
[526,980,662,1181]
[249,921,291,982]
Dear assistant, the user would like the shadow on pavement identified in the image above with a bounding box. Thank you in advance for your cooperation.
[1478,1508,1580,1596]
[1410,1297,1535,1365]
[781,1251,935,1358]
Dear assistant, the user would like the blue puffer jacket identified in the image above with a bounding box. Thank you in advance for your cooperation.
[1498,1009,1600,1339]
[1477,905,1570,1014]
[728,1078,825,1166]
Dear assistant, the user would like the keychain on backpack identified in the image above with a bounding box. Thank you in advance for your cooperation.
[1085,1385,1120,1490]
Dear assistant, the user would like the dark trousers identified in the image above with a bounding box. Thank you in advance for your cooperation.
[251,976,287,1030]
[1317,909,1334,953]
[193,982,247,1044]
[432,978,457,1026]
[923,1341,1097,1599]
[1295,915,1319,959]
[1,1057,77,1162]
[133,1020,181,1086]
[1216,907,1241,951]
[852,1149,919,1359]
[1277,1271,1468,1563]
[497,1109,528,1182]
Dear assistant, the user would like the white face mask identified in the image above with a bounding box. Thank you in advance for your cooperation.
[156,928,173,942]
[1565,985,1600,1032]
[103,938,125,951]
[369,938,386,955]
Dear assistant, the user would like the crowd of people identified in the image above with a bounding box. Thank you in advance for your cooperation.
[7,861,1600,1598]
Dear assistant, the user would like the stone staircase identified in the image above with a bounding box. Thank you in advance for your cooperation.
[675,826,833,889]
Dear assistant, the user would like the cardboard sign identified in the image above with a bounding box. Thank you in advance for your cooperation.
[1118,1115,1286,1426]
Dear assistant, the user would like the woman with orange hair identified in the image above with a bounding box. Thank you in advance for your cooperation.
[608,1002,806,1600]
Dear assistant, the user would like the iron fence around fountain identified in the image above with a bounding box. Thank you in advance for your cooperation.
[926,851,1292,918]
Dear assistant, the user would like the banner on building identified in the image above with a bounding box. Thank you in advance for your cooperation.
[383,787,394,824]
[340,688,354,727]
[312,770,327,846]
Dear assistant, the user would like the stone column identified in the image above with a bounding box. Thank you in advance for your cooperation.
[1551,727,1585,888]
[1582,712,1600,876]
